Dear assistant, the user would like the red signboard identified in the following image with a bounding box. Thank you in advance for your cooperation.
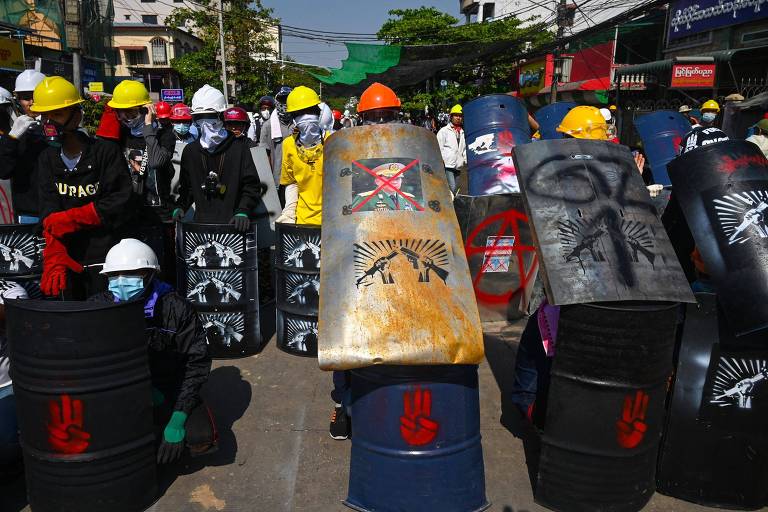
[670,63,716,89]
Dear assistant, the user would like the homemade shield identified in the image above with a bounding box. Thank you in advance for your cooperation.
[318,123,483,370]
[464,94,531,195]
[657,293,768,508]
[7,300,157,512]
[0,223,43,277]
[536,302,678,512]
[275,223,321,357]
[634,111,691,186]
[668,140,768,336]
[176,222,275,358]
[514,138,694,305]
[534,101,577,140]
[250,146,281,246]
[454,193,538,322]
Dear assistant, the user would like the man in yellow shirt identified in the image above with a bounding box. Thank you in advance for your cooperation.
[275,86,325,226]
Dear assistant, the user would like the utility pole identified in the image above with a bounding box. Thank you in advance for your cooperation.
[218,0,229,105]
[550,0,567,104]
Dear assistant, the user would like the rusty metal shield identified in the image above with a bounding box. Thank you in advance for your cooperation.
[668,140,768,336]
[454,193,539,322]
[318,124,483,370]
[514,139,695,305]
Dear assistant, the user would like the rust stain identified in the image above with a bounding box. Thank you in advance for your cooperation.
[189,484,226,511]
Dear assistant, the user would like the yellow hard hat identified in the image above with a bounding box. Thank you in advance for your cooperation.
[30,76,84,113]
[609,104,617,111]
[450,104,462,115]
[286,86,321,113]
[701,99,720,113]
[108,80,151,109]
[556,106,609,140]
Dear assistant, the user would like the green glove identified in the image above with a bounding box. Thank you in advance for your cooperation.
[158,410,187,464]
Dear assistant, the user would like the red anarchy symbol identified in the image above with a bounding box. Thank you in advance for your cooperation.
[616,390,649,449]
[48,394,91,454]
[465,209,538,305]
[400,386,439,446]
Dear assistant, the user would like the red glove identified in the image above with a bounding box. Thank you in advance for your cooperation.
[43,203,102,240]
[41,233,83,297]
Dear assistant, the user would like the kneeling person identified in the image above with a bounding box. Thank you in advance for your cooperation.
[89,239,216,463]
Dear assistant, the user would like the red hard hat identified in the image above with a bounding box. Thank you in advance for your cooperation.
[358,82,400,113]
[332,109,342,121]
[95,105,121,141]
[155,101,172,119]
[170,103,192,121]
[223,106,249,123]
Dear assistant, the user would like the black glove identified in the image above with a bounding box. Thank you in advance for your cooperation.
[157,439,185,464]
[230,214,250,232]
[172,208,185,221]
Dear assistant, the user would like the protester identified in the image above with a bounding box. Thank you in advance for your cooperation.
[89,238,215,463]
[255,95,275,146]
[746,119,768,158]
[174,84,263,232]
[108,80,176,221]
[0,87,13,135]
[35,76,133,299]
[436,103,466,194]
[357,82,401,125]
[0,281,28,478]
[0,69,48,223]
[678,105,697,126]
[332,109,343,131]
[95,106,122,142]
[170,103,195,144]
[223,106,251,141]
[262,86,294,192]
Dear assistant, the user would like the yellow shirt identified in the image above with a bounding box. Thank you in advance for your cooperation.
[280,134,323,226]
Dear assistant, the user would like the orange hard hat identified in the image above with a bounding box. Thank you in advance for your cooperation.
[155,101,172,118]
[358,82,400,113]
[95,105,121,141]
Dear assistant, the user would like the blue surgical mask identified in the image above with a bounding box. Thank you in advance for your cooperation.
[108,275,145,301]
[702,112,717,123]
[174,123,190,136]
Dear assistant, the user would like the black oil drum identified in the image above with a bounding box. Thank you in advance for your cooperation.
[176,222,275,358]
[657,293,768,509]
[535,301,678,512]
[275,222,320,357]
[7,299,157,512]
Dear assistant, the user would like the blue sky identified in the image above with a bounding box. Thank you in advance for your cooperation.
[261,0,462,68]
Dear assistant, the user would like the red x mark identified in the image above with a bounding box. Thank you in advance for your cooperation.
[351,159,424,212]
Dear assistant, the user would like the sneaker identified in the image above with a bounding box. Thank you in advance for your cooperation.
[329,404,350,440]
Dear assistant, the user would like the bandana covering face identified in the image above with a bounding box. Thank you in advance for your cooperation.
[294,113,322,147]
[197,118,228,151]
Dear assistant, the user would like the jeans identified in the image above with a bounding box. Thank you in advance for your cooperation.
[0,385,20,467]
[509,310,552,417]
[445,167,458,194]
[17,215,39,224]
[331,370,350,409]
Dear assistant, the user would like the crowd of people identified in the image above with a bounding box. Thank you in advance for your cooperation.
[0,65,765,505]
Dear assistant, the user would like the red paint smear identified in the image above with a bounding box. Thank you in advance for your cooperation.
[350,159,424,212]
[48,394,91,454]
[616,390,649,449]
[0,185,14,224]
[400,386,438,446]
[720,154,768,174]
[465,208,538,305]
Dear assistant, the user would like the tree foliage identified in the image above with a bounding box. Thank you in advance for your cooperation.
[376,7,554,113]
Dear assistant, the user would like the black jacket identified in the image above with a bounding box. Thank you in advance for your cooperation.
[179,135,261,223]
[0,125,48,216]
[121,124,177,220]
[38,133,133,264]
[89,280,210,414]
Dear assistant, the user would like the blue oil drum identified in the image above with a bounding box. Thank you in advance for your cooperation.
[345,365,489,512]
[464,94,531,196]
[534,102,577,140]
[633,111,691,186]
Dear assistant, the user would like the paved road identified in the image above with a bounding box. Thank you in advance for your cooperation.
[1,322,763,512]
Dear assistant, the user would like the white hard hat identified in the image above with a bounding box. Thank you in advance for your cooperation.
[15,70,46,93]
[190,84,227,114]
[319,102,333,132]
[0,87,12,106]
[599,108,612,122]
[0,280,28,303]
[100,238,160,274]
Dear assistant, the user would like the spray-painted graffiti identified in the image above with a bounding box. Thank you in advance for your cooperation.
[400,386,438,446]
[48,394,90,454]
[616,390,649,449]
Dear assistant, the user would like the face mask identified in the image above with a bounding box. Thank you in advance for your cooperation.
[120,112,143,131]
[260,109,271,121]
[174,123,190,136]
[702,112,717,123]
[108,275,145,301]
[197,118,228,151]
[294,113,322,147]
[276,102,292,124]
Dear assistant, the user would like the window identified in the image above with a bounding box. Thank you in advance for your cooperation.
[124,14,130,20]
[142,14,158,24]
[174,38,182,58]
[183,42,191,54]
[125,49,147,66]
[742,29,768,44]
[151,38,167,65]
